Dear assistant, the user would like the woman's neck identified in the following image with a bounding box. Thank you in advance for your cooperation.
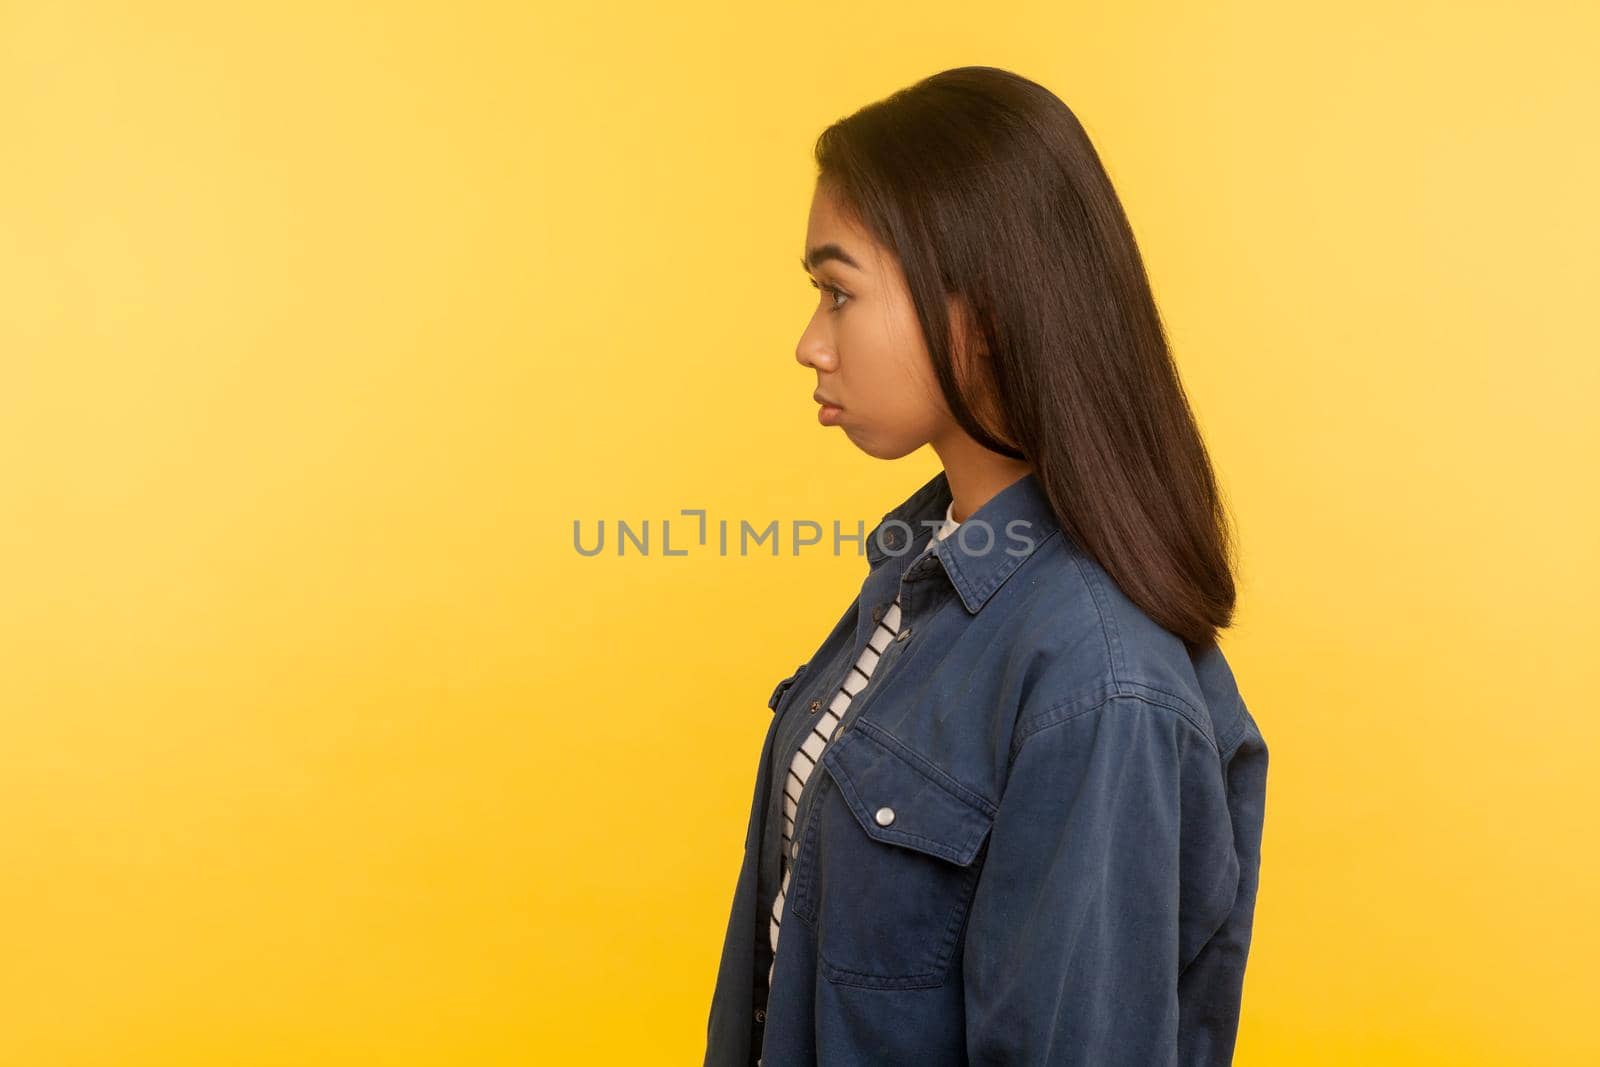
[931,433,1034,525]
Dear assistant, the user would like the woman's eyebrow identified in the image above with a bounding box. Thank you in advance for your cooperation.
[799,243,863,274]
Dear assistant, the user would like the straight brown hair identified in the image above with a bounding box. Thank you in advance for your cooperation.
[815,66,1237,649]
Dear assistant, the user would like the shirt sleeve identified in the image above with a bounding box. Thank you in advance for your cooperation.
[962,692,1253,1066]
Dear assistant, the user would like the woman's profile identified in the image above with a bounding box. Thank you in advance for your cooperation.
[706,66,1269,1067]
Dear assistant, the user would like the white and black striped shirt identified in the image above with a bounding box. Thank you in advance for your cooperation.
[767,501,961,989]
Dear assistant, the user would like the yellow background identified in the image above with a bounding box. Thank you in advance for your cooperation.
[2,2,1596,1064]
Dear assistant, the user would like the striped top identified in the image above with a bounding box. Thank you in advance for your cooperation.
[767,500,961,989]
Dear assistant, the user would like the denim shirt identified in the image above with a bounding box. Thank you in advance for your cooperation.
[704,469,1269,1067]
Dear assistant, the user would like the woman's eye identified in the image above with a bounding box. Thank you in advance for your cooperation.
[809,278,850,313]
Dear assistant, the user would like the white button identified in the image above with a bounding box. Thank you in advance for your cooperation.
[874,806,896,826]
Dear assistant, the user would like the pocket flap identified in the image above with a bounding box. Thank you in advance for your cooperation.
[821,724,995,865]
[767,662,810,713]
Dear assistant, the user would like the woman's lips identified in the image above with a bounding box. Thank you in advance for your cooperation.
[817,402,843,426]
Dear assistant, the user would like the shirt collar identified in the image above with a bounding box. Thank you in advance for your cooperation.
[866,468,1062,614]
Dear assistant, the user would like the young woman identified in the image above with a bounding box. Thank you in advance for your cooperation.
[705,66,1269,1067]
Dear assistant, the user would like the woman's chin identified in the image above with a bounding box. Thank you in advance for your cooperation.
[844,428,922,461]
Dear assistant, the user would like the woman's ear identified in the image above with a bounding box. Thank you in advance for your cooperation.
[946,292,1021,452]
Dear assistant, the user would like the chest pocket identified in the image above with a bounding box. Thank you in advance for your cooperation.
[767,662,809,714]
[746,663,813,852]
[792,721,996,990]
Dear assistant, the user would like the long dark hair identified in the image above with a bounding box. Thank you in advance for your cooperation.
[815,66,1236,648]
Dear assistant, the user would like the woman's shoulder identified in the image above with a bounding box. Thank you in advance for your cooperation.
[996,534,1253,758]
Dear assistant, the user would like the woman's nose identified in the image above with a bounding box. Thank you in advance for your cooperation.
[796,330,836,371]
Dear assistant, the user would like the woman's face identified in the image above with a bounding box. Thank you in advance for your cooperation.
[795,181,956,459]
